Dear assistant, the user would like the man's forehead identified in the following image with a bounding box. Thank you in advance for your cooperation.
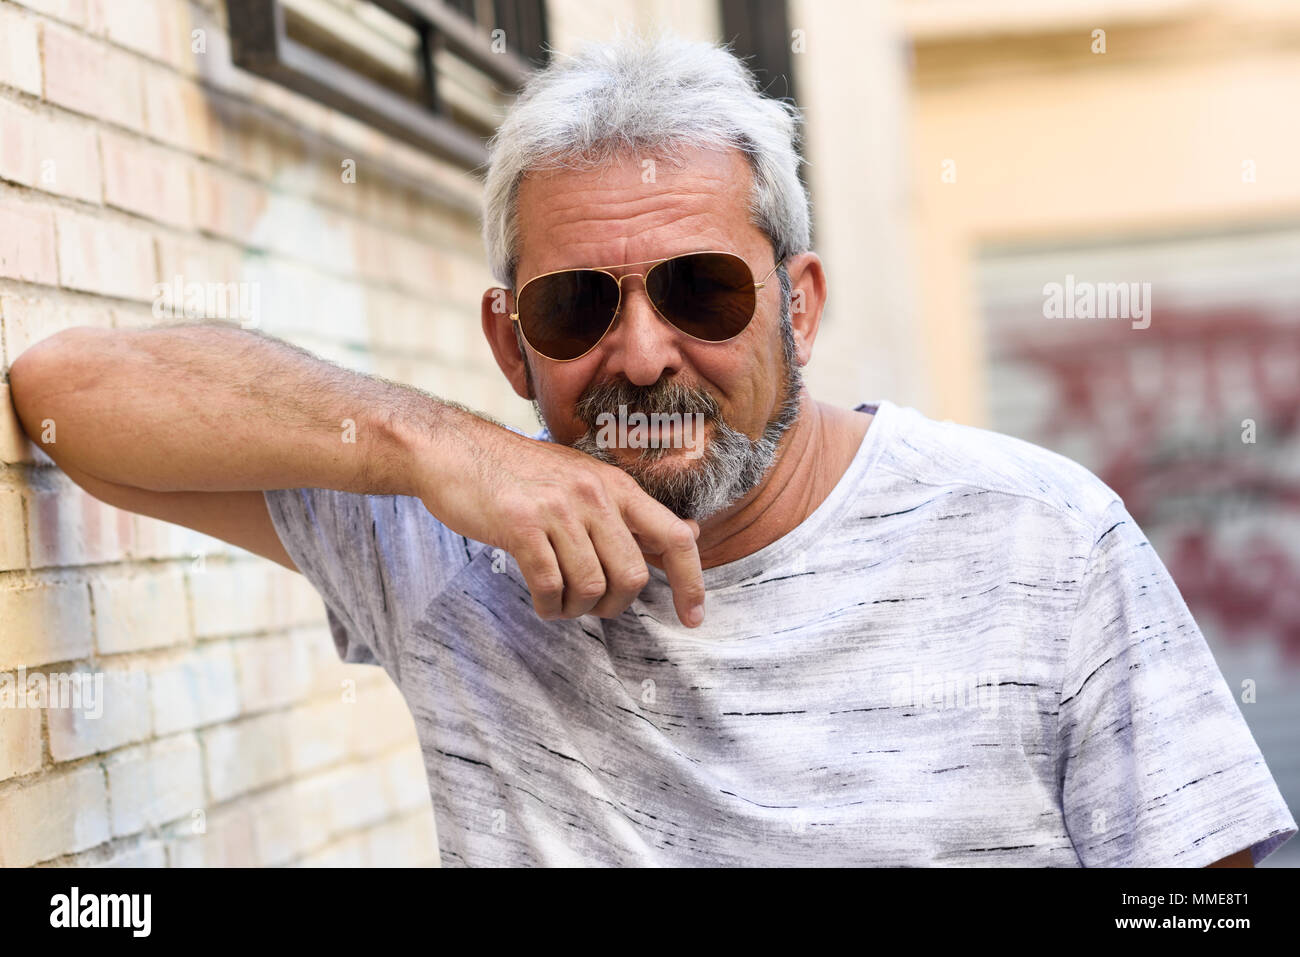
[514,146,755,277]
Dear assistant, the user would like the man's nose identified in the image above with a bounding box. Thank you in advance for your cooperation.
[599,275,683,386]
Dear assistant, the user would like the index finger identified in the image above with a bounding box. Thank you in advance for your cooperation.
[619,493,706,627]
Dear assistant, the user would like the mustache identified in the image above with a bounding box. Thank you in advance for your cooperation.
[573,378,721,427]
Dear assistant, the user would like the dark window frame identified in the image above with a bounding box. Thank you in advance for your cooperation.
[719,0,796,103]
[226,0,547,169]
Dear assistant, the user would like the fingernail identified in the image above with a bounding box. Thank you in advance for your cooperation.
[688,604,704,626]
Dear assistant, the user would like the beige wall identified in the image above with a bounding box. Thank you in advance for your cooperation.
[905,0,1300,422]
[790,0,926,413]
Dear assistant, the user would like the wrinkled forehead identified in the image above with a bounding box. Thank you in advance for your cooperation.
[513,145,759,285]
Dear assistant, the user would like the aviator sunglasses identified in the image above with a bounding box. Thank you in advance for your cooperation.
[509,250,783,362]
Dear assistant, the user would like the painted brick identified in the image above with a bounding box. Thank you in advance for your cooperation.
[307,626,359,697]
[188,561,273,638]
[213,113,276,182]
[234,633,312,713]
[141,66,217,158]
[0,100,102,203]
[0,577,92,671]
[154,235,242,292]
[247,781,327,866]
[0,198,58,285]
[100,130,193,228]
[285,698,349,775]
[90,566,190,655]
[291,832,365,867]
[104,732,203,837]
[327,760,391,833]
[0,764,109,866]
[130,512,226,563]
[165,804,257,867]
[149,642,240,735]
[42,24,143,131]
[27,479,135,567]
[269,563,327,629]
[3,383,41,466]
[7,0,98,31]
[287,769,339,842]
[181,8,241,86]
[55,209,157,301]
[0,702,42,781]
[0,5,42,96]
[0,98,38,187]
[0,487,26,571]
[191,164,268,241]
[384,232,443,297]
[102,0,185,68]
[46,664,151,761]
[363,809,437,866]
[382,747,433,815]
[66,839,167,867]
[201,710,289,802]
[1,295,113,363]
[343,681,416,759]
[35,112,102,203]
[428,301,477,367]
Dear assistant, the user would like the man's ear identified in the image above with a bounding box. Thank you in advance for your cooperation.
[481,287,533,400]
[783,252,828,367]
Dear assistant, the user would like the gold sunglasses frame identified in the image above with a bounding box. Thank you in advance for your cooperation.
[508,249,784,363]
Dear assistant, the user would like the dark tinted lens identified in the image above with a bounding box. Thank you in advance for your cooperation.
[518,270,620,360]
[645,252,756,342]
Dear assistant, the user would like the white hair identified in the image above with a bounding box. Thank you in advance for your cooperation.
[480,28,812,288]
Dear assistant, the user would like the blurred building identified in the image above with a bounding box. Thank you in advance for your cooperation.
[903,0,1300,866]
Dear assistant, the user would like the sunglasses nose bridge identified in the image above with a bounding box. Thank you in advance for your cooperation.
[617,264,685,328]
[608,268,657,322]
[599,270,686,376]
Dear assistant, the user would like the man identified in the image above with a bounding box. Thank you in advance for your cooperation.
[9,33,1294,867]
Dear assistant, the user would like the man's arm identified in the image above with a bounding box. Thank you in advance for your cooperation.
[9,323,418,496]
[7,322,706,625]
[7,322,421,571]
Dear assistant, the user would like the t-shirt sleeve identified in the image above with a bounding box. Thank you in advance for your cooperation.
[263,487,474,682]
[1057,498,1297,867]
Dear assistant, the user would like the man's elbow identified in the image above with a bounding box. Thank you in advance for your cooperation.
[8,327,102,452]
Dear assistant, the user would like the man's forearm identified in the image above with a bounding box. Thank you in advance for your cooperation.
[7,322,473,497]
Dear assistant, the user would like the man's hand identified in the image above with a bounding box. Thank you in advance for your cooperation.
[414,412,706,628]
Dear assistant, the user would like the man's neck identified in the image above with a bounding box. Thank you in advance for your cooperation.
[692,391,873,569]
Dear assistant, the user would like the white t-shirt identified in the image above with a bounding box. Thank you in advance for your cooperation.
[264,399,1296,866]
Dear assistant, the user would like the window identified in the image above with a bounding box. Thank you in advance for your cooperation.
[226,0,548,169]
[718,0,809,229]
[719,0,796,102]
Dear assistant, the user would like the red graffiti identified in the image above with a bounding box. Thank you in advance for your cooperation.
[1001,305,1300,660]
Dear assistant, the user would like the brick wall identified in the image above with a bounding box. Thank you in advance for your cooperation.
[0,0,553,867]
